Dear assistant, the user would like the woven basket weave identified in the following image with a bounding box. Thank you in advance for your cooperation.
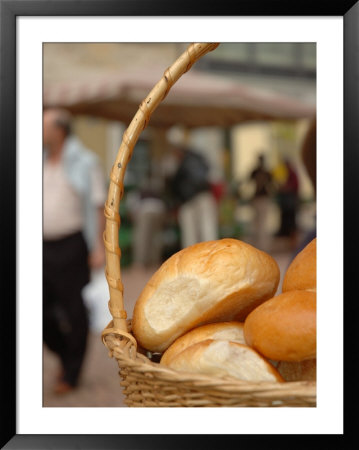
[101,43,316,407]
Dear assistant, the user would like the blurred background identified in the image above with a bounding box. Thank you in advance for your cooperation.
[43,43,316,407]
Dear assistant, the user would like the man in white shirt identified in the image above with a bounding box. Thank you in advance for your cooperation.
[43,108,107,394]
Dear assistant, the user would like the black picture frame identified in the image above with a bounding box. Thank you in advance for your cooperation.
[1,0,356,448]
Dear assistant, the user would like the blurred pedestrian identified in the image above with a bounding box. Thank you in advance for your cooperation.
[43,108,107,394]
[301,117,316,195]
[168,145,218,248]
[249,153,275,251]
[292,117,316,256]
[127,177,166,268]
[275,157,299,242]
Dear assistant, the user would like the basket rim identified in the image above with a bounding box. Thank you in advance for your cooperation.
[103,326,317,399]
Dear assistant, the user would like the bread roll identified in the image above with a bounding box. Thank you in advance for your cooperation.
[244,290,316,362]
[132,238,280,352]
[165,339,284,382]
[277,359,316,382]
[160,321,245,365]
[282,238,316,292]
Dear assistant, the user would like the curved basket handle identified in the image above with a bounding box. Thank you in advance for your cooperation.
[102,43,219,339]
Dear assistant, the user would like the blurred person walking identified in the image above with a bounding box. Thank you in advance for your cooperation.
[292,117,316,256]
[127,177,166,268]
[275,157,299,243]
[249,153,275,251]
[168,146,218,249]
[43,108,107,394]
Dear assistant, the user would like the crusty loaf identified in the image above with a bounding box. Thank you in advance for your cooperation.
[282,238,316,292]
[132,238,280,352]
[160,321,245,366]
[244,290,316,362]
[164,339,284,382]
[277,359,316,382]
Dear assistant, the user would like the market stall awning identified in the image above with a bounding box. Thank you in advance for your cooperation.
[43,66,316,128]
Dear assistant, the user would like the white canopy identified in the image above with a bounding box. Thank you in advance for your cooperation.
[44,66,315,128]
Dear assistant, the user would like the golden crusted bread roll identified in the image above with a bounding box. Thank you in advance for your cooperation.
[164,339,284,382]
[244,290,316,362]
[160,321,245,365]
[282,238,316,292]
[132,238,280,352]
[277,359,316,382]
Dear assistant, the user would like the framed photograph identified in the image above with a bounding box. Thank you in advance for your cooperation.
[1,0,356,448]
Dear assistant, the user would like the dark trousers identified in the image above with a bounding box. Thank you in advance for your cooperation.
[277,192,298,237]
[43,231,90,387]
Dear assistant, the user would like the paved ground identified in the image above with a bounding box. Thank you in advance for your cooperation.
[43,235,300,407]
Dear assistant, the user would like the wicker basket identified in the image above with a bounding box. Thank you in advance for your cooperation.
[101,43,316,407]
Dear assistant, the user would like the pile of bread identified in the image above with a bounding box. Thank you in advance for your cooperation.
[132,237,316,383]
